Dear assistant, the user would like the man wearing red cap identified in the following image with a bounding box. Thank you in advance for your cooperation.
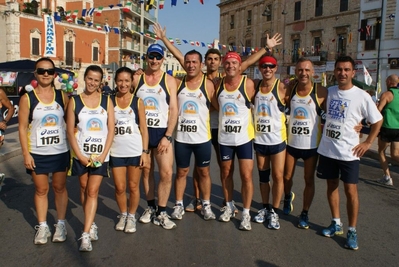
[283,57,327,229]
[212,52,256,230]
[252,55,287,230]
[133,43,178,230]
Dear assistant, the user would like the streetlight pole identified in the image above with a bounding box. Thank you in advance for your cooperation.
[119,8,123,68]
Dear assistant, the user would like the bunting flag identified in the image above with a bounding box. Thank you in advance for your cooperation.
[159,0,165,9]
[184,0,189,3]
[96,24,102,31]
[72,10,78,18]
[113,28,120,34]
[169,38,174,44]
[65,11,71,18]
[96,7,103,16]
[87,8,95,16]
[175,38,181,45]
[199,0,204,4]
[201,42,206,47]
[146,0,155,11]
[54,12,61,22]
[207,43,212,48]
[104,24,111,33]
[81,9,86,17]
[190,40,195,45]
[183,40,188,44]
[363,65,372,86]
[172,0,177,6]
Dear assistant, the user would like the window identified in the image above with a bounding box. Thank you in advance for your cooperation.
[314,37,321,55]
[247,10,252,26]
[315,0,323,17]
[340,0,348,12]
[337,35,346,56]
[32,38,39,55]
[230,15,234,29]
[93,47,99,62]
[292,39,300,63]
[360,17,381,50]
[66,41,73,66]
[294,2,301,21]
[266,5,272,22]
[260,37,266,48]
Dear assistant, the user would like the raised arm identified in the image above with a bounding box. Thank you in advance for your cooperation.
[241,33,282,73]
[153,23,185,68]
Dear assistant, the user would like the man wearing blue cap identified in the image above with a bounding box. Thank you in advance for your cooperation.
[133,43,178,230]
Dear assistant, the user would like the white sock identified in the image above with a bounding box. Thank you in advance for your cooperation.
[176,200,183,206]
[242,208,250,216]
[202,200,210,206]
[333,218,341,225]
[57,219,66,226]
[121,212,127,216]
[348,226,356,232]
[128,213,135,218]
[39,221,47,226]
[227,201,234,210]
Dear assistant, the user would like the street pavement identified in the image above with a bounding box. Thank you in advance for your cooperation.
[0,125,398,267]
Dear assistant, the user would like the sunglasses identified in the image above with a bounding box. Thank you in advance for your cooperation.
[260,64,277,69]
[36,68,55,75]
[147,54,163,60]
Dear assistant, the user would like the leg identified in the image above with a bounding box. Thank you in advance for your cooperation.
[174,167,189,202]
[302,155,317,212]
[255,152,271,205]
[32,173,50,223]
[79,173,89,206]
[127,166,142,214]
[192,167,201,199]
[220,160,234,202]
[344,183,359,227]
[82,174,103,233]
[270,150,286,210]
[283,152,297,195]
[326,178,340,218]
[238,159,254,210]
[141,151,155,201]
[51,171,68,221]
[154,147,174,207]
[196,166,211,201]
[390,141,399,164]
[112,166,128,214]
[378,137,391,177]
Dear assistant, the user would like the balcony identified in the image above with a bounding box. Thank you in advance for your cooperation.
[58,57,82,69]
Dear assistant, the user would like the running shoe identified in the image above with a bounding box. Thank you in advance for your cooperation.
[155,212,177,230]
[283,192,295,215]
[378,175,393,186]
[185,198,202,212]
[171,204,185,220]
[268,212,280,230]
[223,200,239,214]
[89,223,98,241]
[201,204,216,220]
[239,214,252,231]
[34,225,51,245]
[0,173,5,192]
[322,221,343,237]
[79,233,92,252]
[344,229,359,250]
[115,214,127,231]
[124,216,137,233]
[139,207,156,224]
[254,208,268,224]
[298,213,309,229]
[219,206,235,222]
[52,222,67,242]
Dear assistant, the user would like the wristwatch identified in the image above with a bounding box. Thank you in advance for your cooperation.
[164,135,172,142]
[142,149,150,154]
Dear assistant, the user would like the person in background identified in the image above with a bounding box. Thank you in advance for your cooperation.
[18,58,69,245]
[377,74,399,186]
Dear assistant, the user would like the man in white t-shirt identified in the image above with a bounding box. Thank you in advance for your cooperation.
[316,56,382,251]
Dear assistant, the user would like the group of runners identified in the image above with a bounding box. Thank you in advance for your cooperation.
[19,23,384,252]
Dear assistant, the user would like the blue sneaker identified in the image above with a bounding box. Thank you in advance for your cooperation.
[322,221,344,237]
[298,213,309,229]
[344,230,359,250]
[283,192,295,215]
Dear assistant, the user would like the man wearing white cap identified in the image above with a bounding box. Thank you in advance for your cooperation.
[133,44,178,230]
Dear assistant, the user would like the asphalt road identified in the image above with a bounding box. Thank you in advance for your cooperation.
[0,150,398,267]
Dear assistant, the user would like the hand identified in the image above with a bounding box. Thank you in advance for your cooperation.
[266,33,282,49]
[354,122,364,134]
[153,23,166,40]
[157,137,171,155]
[24,154,36,170]
[79,156,91,167]
[140,153,150,169]
[0,121,7,131]
[352,142,371,157]
[134,68,144,76]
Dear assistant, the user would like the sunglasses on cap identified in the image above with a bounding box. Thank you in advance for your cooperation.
[36,68,55,75]
[147,54,163,60]
[260,64,276,69]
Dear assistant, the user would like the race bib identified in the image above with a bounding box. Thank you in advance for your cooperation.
[290,119,311,136]
[81,134,106,154]
[145,110,161,128]
[114,118,134,136]
[324,121,344,140]
[222,117,243,134]
[36,126,64,147]
[177,116,198,133]
[255,117,274,133]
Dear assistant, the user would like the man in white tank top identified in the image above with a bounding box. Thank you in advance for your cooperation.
[283,58,327,230]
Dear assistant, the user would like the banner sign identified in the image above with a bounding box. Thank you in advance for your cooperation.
[43,14,56,57]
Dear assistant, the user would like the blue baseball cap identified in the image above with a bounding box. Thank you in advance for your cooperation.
[147,44,164,57]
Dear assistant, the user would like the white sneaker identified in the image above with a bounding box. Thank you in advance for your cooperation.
[378,175,393,186]
[89,223,98,241]
[34,225,51,245]
[254,208,268,223]
[139,207,156,223]
[171,204,185,220]
[115,214,127,231]
[155,212,177,230]
[124,216,137,233]
[0,173,5,192]
[79,233,92,252]
[219,206,235,222]
[239,213,252,231]
[268,212,280,230]
[52,222,67,242]
[201,204,216,220]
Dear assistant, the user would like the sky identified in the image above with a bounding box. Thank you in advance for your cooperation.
[157,1,220,56]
